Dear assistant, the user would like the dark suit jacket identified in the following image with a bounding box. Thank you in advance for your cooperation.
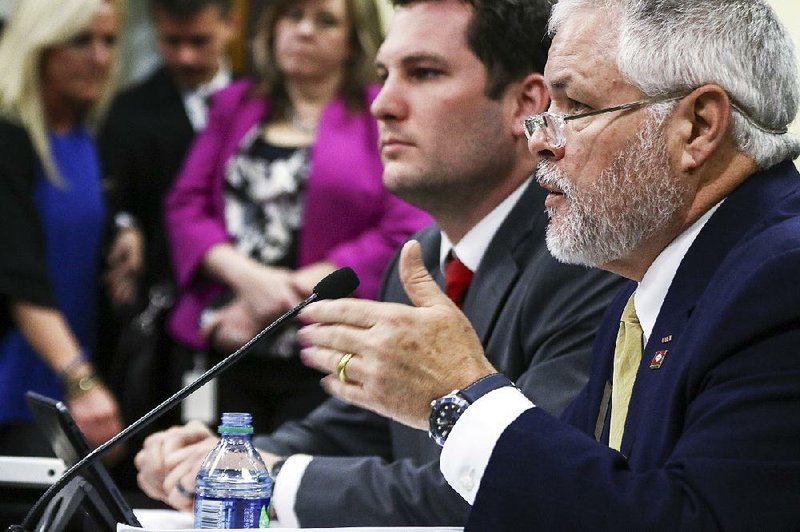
[468,160,800,531]
[98,66,196,288]
[255,182,624,526]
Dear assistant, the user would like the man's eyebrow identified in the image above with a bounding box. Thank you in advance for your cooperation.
[375,53,448,70]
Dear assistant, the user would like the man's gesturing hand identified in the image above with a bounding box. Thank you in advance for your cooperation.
[298,240,496,430]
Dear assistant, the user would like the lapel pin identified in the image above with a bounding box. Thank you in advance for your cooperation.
[661,335,673,343]
[650,350,668,369]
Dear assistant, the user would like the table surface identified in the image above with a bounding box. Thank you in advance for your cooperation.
[122,510,464,531]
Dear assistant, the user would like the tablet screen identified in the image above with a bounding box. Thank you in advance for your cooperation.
[25,391,141,527]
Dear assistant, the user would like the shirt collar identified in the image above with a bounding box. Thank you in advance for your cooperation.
[182,65,232,131]
[439,178,532,273]
[183,64,232,99]
[634,200,723,342]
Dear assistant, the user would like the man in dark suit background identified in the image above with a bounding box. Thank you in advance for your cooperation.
[132,0,622,526]
[299,0,800,530]
[98,0,238,408]
[99,0,238,309]
[96,0,239,491]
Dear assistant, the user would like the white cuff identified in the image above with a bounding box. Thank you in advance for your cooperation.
[270,454,312,527]
[440,386,534,504]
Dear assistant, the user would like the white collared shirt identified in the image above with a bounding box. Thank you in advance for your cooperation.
[634,202,721,341]
[440,200,723,504]
[439,178,532,272]
[182,66,232,131]
[270,178,532,527]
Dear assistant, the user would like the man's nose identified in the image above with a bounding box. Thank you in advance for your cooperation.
[527,128,566,161]
[371,75,406,122]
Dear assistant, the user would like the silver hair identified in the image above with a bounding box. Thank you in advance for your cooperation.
[549,0,800,168]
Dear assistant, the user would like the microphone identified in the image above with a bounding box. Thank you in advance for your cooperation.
[11,267,359,532]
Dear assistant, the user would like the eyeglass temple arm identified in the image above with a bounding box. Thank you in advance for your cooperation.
[564,92,788,135]
[563,93,685,122]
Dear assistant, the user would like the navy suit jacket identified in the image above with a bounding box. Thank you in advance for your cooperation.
[468,160,800,531]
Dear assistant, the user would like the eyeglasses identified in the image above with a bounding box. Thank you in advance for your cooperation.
[522,92,788,149]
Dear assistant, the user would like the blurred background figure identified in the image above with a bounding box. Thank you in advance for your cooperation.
[97,0,240,494]
[0,0,123,456]
[98,0,239,433]
[165,0,430,433]
[101,0,239,312]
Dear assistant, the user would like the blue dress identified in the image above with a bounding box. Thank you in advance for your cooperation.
[0,126,106,424]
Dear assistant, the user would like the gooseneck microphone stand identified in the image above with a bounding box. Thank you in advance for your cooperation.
[9,267,359,532]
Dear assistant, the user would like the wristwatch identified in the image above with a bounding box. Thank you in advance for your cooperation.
[428,373,514,447]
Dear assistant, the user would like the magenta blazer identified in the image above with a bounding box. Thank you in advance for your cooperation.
[165,80,430,348]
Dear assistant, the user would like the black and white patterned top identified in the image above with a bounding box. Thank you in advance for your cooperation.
[224,125,310,267]
[210,125,311,358]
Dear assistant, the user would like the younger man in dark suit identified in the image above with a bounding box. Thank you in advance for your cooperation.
[299,0,800,530]
[133,0,622,526]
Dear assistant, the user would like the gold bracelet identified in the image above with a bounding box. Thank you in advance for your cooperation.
[64,372,101,400]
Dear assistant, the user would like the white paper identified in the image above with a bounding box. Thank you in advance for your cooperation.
[122,510,463,532]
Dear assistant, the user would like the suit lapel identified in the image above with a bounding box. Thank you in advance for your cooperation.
[151,67,195,137]
[463,182,545,343]
[619,161,799,457]
[421,229,445,289]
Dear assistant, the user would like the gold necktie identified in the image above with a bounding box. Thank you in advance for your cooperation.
[608,294,643,451]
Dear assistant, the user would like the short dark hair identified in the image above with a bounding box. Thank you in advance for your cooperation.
[391,0,551,99]
[149,0,233,19]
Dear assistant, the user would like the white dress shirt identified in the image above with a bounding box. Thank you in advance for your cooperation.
[182,66,231,131]
[439,178,531,272]
[270,178,531,527]
[440,201,722,504]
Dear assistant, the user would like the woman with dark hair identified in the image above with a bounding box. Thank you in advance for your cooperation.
[0,0,123,455]
[165,0,429,432]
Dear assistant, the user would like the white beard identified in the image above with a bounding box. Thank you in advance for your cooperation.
[538,113,689,267]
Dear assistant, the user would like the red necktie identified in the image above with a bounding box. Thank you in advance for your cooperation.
[445,254,473,308]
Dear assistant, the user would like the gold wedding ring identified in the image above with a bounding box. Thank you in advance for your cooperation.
[337,352,355,383]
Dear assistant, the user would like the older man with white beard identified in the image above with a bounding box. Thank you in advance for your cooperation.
[298,0,800,529]
[536,112,690,267]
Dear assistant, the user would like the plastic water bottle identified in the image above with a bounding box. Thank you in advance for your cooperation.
[194,412,272,528]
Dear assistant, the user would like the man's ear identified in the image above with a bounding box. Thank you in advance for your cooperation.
[671,85,731,172]
[510,73,548,138]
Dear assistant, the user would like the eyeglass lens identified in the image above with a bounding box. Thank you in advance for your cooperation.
[524,113,567,149]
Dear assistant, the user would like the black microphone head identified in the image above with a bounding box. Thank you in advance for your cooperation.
[313,267,360,300]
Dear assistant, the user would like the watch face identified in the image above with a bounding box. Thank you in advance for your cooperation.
[429,394,469,447]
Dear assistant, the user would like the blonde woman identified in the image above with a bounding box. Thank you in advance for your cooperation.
[0,0,123,455]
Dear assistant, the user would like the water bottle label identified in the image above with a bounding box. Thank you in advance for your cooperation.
[194,496,271,529]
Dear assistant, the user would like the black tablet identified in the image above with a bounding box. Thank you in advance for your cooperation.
[24,391,141,528]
